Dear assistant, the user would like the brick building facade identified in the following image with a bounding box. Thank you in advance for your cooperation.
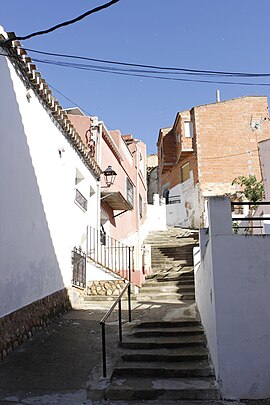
[158,96,270,228]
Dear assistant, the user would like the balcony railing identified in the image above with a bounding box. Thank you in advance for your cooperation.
[231,201,270,233]
[86,226,134,280]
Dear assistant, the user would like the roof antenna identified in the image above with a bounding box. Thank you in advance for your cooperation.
[216,90,221,102]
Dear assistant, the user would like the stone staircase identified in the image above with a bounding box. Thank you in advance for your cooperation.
[104,227,220,402]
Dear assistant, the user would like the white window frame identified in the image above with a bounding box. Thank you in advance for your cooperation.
[184,121,193,138]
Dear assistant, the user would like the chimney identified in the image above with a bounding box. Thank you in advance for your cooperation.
[216,90,221,102]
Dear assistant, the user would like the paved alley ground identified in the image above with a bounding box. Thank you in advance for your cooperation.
[0,300,269,405]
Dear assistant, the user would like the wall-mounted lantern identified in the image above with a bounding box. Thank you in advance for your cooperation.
[103,165,117,188]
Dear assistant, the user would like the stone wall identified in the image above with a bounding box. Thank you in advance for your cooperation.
[87,280,125,297]
[0,289,71,361]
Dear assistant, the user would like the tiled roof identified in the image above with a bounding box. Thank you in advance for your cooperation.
[0,32,102,179]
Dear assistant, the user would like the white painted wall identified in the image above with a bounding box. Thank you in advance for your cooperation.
[86,262,120,281]
[0,48,98,317]
[166,172,201,228]
[195,197,270,399]
[143,194,167,232]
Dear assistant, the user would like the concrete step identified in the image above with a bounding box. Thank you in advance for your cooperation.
[152,252,194,257]
[120,346,209,362]
[136,320,200,328]
[131,326,203,338]
[152,251,194,256]
[105,376,219,401]
[140,285,195,293]
[113,360,214,378]
[147,273,195,281]
[144,279,194,287]
[151,258,193,263]
[147,267,194,275]
[155,274,194,282]
[136,292,195,301]
[120,334,206,349]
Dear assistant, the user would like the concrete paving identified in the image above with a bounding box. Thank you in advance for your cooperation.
[0,299,268,405]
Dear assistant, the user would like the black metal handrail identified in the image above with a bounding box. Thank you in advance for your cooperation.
[231,201,270,221]
[100,282,132,378]
[87,225,134,280]
[231,201,270,233]
[99,246,133,377]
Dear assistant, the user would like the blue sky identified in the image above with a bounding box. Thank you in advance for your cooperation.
[1,0,270,154]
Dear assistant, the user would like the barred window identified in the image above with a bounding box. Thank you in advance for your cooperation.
[126,178,134,207]
[139,194,142,218]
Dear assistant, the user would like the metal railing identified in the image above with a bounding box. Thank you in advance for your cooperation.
[100,282,132,377]
[166,195,181,205]
[71,247,86,288]
[87,225,134,280]
[231,201,270,231]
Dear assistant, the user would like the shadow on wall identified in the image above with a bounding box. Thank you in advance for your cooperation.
[0,56,70,356]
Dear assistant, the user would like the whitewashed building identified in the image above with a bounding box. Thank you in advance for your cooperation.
[0,27,102,359]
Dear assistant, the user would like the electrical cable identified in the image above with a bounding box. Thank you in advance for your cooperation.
[2,50,270,87]
[2,49,270,87]
[4,0,120,42]
[201,149,259,160]
[31,57,270,87]
[47,82,96,116]
[8,46,270,78]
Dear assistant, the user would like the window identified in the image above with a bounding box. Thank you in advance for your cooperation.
[126,178,134,207]
[180,162,190,183]
[75,169,84,185]
[74,168,88,211]
[75,189,88,211]
[184,121,193,138]
[139,153,144,173]
[139,194,143,218]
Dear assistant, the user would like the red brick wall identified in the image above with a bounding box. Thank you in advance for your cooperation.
[161,154,198,192]
[194,96,270,195]
[159,96,270,198]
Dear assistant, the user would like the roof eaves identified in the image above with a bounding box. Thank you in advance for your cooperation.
[101,123,124,161]
[1,34,102,179]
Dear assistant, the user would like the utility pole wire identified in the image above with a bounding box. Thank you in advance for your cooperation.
[4,0,120,43]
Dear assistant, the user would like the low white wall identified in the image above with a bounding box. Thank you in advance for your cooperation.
[86,262,120,281]
[143,194,167,232]
[195,197,270,399]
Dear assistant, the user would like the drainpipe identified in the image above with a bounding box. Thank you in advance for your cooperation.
[96,121,103,233]
[134,140,141,274]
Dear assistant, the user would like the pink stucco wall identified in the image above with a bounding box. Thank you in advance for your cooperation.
[101,130,147,242]
[68,113,147,244]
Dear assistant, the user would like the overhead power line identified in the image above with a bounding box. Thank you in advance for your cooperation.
[28,57,270,87]
[1,50,270,87]
[4,0,120,42]
[15,46,270,78]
